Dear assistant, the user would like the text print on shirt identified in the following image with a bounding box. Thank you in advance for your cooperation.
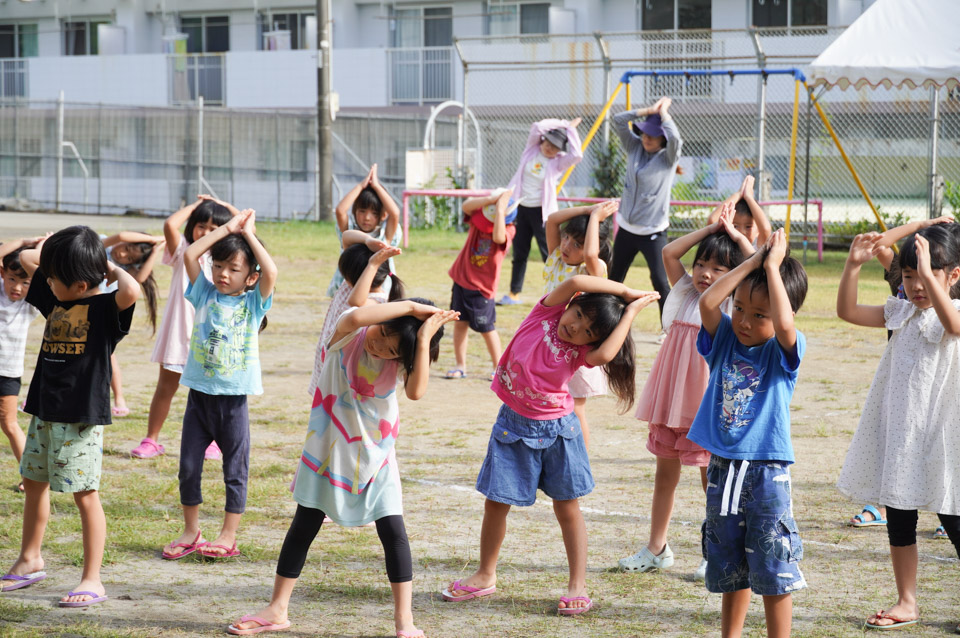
[42,305,90,356]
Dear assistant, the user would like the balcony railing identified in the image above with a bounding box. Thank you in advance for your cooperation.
[168,53,225,106]
[0,59,28,100]
[387,46,455,105]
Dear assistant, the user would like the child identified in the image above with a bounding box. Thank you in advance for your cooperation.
[130,196,233,459]
[619,203,752,579]
[227,300,458,637]
[100,231,165,417]
[1,226,138,604]
[328,163,401,297]
[707,175,773,248]
[836,227,960,630]
[687,229,808,637]
[161,210,277,561]
[542,200,617,448]
[446,188,517,380]
[0,239,41,493]
[499,117,582,305]
[442,275,660,615]
[309,231,403,399]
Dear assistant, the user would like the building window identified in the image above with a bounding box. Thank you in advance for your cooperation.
[751,0,827,27]
[391,7,453,47]
[259,12,315,50]
[642,0,711,30]
[64,20,110,56]
[181,15,229,53]
[0,24,38,58]
[487,2,551,35]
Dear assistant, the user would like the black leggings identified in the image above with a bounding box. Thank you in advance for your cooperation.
[276,505,413,583]
[886,506,960,555]
[609,228,670,317]
[509,205,549,295]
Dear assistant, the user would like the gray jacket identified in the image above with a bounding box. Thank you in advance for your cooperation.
[613,111,682,236]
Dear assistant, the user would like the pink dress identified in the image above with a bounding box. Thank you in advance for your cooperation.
[150,236,211,367]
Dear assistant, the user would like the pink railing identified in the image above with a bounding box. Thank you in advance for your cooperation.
[401,189,825,262]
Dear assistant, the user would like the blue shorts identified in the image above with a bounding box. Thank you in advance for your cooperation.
[475,405,593,506]
[702,456,807,596]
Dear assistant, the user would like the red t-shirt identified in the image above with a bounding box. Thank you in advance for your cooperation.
[448,213,516,299]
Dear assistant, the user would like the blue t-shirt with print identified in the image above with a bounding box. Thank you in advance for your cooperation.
[181,275,272,396]
[686,313,805,464]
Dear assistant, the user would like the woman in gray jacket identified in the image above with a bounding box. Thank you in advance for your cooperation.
[610,97,681,317]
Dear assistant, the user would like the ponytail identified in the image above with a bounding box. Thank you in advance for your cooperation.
[569,292,636,411]
[387,273,405,302]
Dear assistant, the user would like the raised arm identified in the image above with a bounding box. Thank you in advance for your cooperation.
[584,291,660,367]
[164,198,203,254]
[109,261,140,311]
[332,299,445,347]
[462,192,499,216]
[405,309,461,400]
[129,239,166,284]
[762,230,798,352]
[583,200,616,277]
[491,188,511,246]
[836,233,887,328]
[185,211,246,284]
[367,164,400,244]
[102,231,160,247]
[342,229,388,251]
[657,98,682,166]
[544,273,659,309]
[0,236,43,264]
[915,233,960,336]
[240,212,277,299]
[335,166,374,233]
[663,206,728,286]
[699,245,765,337]
[545,204,594,255]
[739,176,772,245]
[349,246,401,307]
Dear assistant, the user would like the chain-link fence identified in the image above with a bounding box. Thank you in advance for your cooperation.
[0,99,459,220]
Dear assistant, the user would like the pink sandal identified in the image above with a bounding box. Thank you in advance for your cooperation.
[441,579,496,602]
[162,530,205,560]
[227,614,291,635]
[558,595,593,616]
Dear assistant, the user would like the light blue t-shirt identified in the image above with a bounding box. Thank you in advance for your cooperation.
[686,313,805,464]
[181,275,272,396]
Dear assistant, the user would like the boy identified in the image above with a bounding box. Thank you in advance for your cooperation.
[447,187,517,379]
[708,175,772,247]
[1,226,138,605]
[687,229,808,638]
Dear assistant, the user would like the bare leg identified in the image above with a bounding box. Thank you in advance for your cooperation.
[763,593,792,638]
[648,456,682,554]
[721,589,751,638]
[445,499,510,596]
[480,329,502,373]
[554,498,590,610]
[573,397,590,450]
[391,581,420,635]
[452,321,469,372]
[0,395,25,462]
[230,574,297,631]
[145,367,182,442]
[110,354,127,413]
[61,489,106,604]
[165,503,202,552]
[6,477,49,576]
[700,465,708,492]
[204,511,242,555]
[866,544,919,627]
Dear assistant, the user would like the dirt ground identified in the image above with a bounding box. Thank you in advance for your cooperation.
[0,213,958,637]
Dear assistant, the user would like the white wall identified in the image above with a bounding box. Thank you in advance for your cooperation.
[225,50,317,108]
[28,55,168,105]
[332,48,389,107]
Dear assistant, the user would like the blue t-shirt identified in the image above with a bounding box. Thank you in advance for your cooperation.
[181,275,272,396]
[686,313,805,464]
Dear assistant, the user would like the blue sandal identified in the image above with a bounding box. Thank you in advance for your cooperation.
[849,504,887,528]
[934,525,949,540]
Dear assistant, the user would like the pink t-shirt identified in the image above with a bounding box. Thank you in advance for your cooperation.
[492,297,593,419]
[448,213,516,299]
[150,236,210,367]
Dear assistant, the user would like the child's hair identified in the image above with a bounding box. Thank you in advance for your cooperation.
[39,225,108,289]
[1,247,28,277]
[337,244,405,302]
[353,186,384,221]
[741,250,808,313]
[114,242,160,332]
[899,225,960,299]
[185,200,232,244]
[210,233,269,331]
[567,292,636,411]
[379,297,444,382]
[562,214,612,269]
[693,231,745,271]
[734,199,752,218]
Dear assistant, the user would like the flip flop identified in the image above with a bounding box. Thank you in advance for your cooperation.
[111,406,130,417]
[227,614,291,635]
[162,530,205,560]
[444,368,467,379]
[934,525,949,540]
[1,571,46,592]
[199,542,241,559]
[441,579,496,602]
[849,504,887,527]
[865,610,920,630]
[396,630,425,638]
[558,595,593,616]
[58,590,108,607]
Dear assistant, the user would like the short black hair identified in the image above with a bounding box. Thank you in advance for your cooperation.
[899,224,960,272]
[210,234,260,275]
[353,186,384,220]
[338,243,405,301]
[39,225,107,288]
[693,231,745,271]
[380,297,443,381]
[561,213,613,268]
[185,200,232,245]
[740,251,808,313]
[734,199,752,218]
[1,246,28,277]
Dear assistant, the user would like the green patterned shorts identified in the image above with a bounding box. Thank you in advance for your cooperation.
[20,416,103,493]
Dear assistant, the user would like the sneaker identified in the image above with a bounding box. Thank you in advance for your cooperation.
[497,294,522,306]
[130,438,165,459]
[618,544,674,572]
[205,441,222,460]
[693,559,708,581]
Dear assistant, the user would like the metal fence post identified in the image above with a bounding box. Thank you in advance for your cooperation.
[749,29,768,198]
[928,86,942,219]
[197,96,204,194]
[593,32,611,146]
[13,99,20,199]
[97,102,103,214]
[275,111,282,218]
[56,90,64,211]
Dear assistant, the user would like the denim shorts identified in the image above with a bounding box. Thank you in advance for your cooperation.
[701,455,807,596]
[475,405,594,506]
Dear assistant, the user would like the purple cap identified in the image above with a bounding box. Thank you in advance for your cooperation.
[633,113,664,138]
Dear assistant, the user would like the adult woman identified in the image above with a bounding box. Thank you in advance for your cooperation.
[610,97,681,318]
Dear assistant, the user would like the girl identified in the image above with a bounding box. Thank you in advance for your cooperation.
[227,300,458,637]
[619,202,752,579]
[328,163,401,297]
[442,275,660,615]
[162,210,277,561]
[500,117,583,305]
[101,231,165,417]
[541,200,616,448]
[309,231,403,399]
[131,196,234,459]
[836,226,960,630]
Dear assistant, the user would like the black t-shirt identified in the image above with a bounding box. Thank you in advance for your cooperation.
[24,271,135,424]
